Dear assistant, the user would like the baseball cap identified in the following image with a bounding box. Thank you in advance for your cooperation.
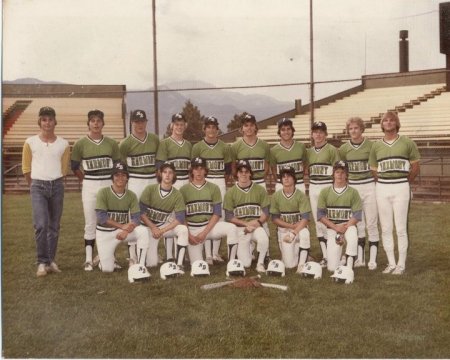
[279,166,297,183]
[333,160,349,172]
[112,162,129,177]
[191,157,207,168]
[160,161,176,172]
[88,109,104,120]
[236,159,253,174]
[311,121,327,132]
[171,113,186,122]
[39,106,56,117]
[241,113,256,124]
[204,116,219,127]
[277,118,293,129]
[130,110,147,122]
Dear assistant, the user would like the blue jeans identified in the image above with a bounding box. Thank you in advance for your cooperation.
[30,178,64,265]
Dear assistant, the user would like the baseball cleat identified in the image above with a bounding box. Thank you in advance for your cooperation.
[213,254,225,263]
[319,258,328,268]
[367,262,377,270]
[84,262,94,271]
[256,263,266,273]
[392,265,405,275]
[206,257,213,266]
[114,261,122,270]
[382,264,396,274]
[36,264,47,277]
[92,255,100,267]
[45,262,62,273]
[296,263,305,274]
[354,259,366,268]
[177,265,185,275]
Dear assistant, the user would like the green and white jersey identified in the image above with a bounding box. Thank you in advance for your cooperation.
[307,143,340,185]
[231,138,270,182]
[95,186,139,232]
[223,182,270,222]
[156,137,192,181]
[140,184,185,227]
[339,138,374,185]
[180,181,222,226]
[270,188,311,224]
[119,133,160,179]
[71,136,120,180]
[270,141,307,183]
[191,139,232,179]
[318,185,362,224]
[369,135,420,184]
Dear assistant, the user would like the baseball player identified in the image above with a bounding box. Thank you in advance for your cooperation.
[71,110,121,271]
[155,113,192,261]
[180,157,239,265]
[270,118,308,193]
[223,159,270,273]
[230,113,271,189]
[95,162,150,272]
[339,117,379,270]
[307,121,340,267]
[317,161,362,272]
[119,109,160,265]
[139,162,189,270]
[270,167,311,272]
[22,106,70,277]
[191,116,232,263]
[369,111,420,275]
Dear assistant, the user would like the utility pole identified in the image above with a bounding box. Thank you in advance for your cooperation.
[309,0,315,128]
[152,0,159,135]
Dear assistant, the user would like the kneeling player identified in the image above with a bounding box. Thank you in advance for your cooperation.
[95,162,150,272]
[270,167,311,272]
[139,162,188,270]
[317,161,362,272]
[223,159,270,273]
[180,157,238,265]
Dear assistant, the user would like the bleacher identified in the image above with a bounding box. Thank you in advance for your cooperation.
[256,83,448,145]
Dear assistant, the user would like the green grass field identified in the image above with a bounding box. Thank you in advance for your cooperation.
[2,193,450,358]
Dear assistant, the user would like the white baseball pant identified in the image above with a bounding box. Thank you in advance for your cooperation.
[237,227,269,268]
[187,222,238,264]
[352,182,379,242]
[326,225,357,272]
[127,177,157,200]
[96,225,149,272]
[277,227,310,269]
[375,182,411,269]
[82,179,112,240]
[146,224,189,267]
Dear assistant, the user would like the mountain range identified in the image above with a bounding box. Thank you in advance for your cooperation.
[4,78,293,133]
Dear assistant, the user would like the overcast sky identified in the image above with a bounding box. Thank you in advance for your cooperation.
[2,0,447,102]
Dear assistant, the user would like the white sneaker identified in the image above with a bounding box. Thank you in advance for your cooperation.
[256,263,265,273]
[206,257,213,266]
[114,261,122,270]
[354,259,366,268]
[213,254,225,263]
[382,264,396,274]
[368,262,377,270]
[45,262,62,273]
[84,262,94,271]
[36,264,47,277]
[392,265,405,275]
[92,255,100,267]
[319,258,328,268]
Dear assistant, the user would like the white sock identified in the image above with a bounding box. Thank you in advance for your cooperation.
[128,244,138,262]
[369,242,378,264]
[299,249,308,266]
[213,239,221,257]
[165,237,174,260]
[85,245,93,263]
[204,239,212,258]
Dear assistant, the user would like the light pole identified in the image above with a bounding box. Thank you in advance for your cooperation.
[309,0,314,127]
[152,0,159,135]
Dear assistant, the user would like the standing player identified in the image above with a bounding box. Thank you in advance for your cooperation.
[119,109,159,265]
[95,162,150,272]
[22,106,70,277]
[307,121,340,267]
[317,161,362,272]
[231,113,271,189]
[71,110,121,271]
[270,118,308,193]
[191,116,232,263]
[180,157,239,265]
[270,167,311,272]
[339,117,379,270]
[369,111,420,275]
[155,113,192,260]
[223,159,270,273]
[139,162,189,270]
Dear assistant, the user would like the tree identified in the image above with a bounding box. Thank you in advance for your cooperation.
[227,112,249,132]
[164,100,206,141]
